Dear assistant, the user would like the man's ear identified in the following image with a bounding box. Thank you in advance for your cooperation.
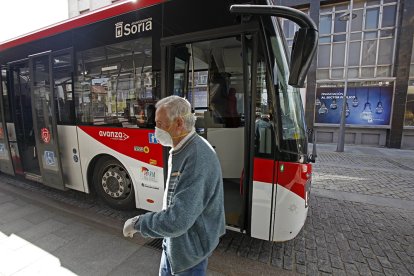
[175,116,185,130]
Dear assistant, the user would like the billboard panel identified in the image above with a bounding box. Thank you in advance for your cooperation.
[315,86,393,125]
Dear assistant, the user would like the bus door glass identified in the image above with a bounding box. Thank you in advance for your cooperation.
[165,33,256,232]
[29,52,65,190]
[8,60,33,176]
[0,67,15,175]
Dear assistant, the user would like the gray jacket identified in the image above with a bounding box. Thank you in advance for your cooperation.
[136,133,226,274]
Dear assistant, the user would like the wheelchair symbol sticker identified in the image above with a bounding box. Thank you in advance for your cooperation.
[44,151,56,166]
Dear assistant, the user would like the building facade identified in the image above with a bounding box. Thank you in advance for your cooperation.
[280,0,414,149]
[69,0,414,149]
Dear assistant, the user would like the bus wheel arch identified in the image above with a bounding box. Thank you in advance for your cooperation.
[89,155,136,210]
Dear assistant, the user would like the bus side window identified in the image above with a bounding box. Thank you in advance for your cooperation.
[75,38,159,128]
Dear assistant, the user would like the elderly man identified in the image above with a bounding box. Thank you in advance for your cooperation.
[123,95,225,276]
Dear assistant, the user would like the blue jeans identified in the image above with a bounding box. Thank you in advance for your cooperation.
[159,249,208,276]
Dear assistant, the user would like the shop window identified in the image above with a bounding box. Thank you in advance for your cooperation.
[405,82,414,126]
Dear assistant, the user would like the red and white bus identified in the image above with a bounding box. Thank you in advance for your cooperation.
[0,0,317,242]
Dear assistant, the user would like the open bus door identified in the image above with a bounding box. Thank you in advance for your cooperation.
[28,51,66,190]
[0,67,15,175]
[162,24,262,234]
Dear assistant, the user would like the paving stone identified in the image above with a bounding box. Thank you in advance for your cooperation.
[306,249,317,263]
[384,249,402,264]
[371,244,386,257]
[306,262,318,276]
[295,251,305,265]
[318,258,332,273]
[383,267,398,276]
[355,261,372,275]
[391,263,411,276]
[330,254,344,269]
[377,256,393,269]
[367,258,383,272]
[331,268,347,276]
[296,264,306,274]
[344,263,359,275]
[361,247,376,259]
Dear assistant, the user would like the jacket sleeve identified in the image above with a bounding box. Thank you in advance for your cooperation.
[136,164,216,238]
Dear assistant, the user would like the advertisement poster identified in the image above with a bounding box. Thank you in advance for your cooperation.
[315,86,393,125]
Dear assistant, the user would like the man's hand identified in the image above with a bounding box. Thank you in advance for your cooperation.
[123,216,139,238]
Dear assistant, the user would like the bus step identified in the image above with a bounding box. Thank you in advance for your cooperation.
[24,173,43,183]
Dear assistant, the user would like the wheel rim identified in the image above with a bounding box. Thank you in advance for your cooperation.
[101,164,132,199]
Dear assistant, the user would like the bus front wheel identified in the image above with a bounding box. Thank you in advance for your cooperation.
[93,157,136,210]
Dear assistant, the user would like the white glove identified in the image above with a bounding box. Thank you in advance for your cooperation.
[123,216,139,238]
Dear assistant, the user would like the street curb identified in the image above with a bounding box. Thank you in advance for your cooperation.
[313,187,414,211]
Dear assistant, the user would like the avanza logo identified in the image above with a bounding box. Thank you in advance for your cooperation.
[115,17,152,38]
[98,131,129,141]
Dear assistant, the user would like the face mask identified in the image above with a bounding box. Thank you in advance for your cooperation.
[155,127,173,147]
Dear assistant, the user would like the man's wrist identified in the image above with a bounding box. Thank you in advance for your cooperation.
[133,215,140,231]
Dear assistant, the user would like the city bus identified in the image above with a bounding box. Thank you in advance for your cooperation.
[0,0,317,242]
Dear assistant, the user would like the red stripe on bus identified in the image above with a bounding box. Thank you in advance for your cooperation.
[252,158,311,200]
[0,0,164,51]
[277,162,311,200]
[252,158,276,184]
[79,126,164,167]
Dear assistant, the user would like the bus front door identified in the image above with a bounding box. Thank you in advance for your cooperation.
[0,67,15,175]
[163,27,259,233]
[28,52,65,190]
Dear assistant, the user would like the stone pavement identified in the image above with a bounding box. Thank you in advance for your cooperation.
[0,143,413,275]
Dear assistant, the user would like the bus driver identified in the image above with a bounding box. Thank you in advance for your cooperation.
[123,95,226,275]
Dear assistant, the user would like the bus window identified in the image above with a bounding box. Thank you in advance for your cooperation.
[74,37,159,128]
[53,51,75,125]
[254,59,275,158]
[265,17,308,156]
[1,69,12,123]
[171,37,244,130]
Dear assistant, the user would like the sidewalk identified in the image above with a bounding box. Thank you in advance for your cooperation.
[0,184,162,275]
[314,142,414,158]
[0,179,289,276]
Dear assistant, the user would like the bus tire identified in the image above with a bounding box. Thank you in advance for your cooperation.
[92,157,136,210]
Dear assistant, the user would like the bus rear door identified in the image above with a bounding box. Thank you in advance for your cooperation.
[28,51,65,190]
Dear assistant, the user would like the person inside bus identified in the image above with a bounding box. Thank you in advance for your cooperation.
[123,95,225,276]
[146,104,156,128]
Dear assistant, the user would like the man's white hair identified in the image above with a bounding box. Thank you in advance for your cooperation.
[155,95,196,131]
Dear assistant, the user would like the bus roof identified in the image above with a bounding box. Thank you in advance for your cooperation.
[0,0,164,52]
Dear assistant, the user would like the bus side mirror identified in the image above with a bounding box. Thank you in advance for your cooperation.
[288,28,318,88]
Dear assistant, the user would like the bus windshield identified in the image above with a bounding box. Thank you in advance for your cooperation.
[265,16,308,156]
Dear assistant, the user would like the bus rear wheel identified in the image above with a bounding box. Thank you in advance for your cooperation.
[93,157,135,210]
